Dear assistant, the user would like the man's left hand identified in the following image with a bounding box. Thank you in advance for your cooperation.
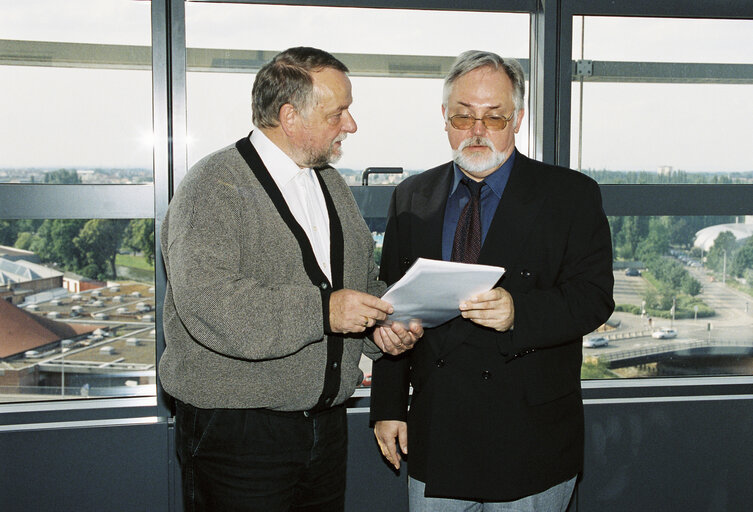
[372,320,423,355]
[459,287,514,332]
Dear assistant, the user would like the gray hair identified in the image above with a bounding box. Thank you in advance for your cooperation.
[442,50,525,113]
[252,47,349,129]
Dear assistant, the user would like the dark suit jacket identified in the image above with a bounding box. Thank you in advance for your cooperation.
[370,151,614,501]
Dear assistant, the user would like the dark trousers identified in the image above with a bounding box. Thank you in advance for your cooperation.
[175,400,347,512]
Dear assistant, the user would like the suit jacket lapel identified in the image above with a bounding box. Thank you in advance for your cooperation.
[479,151,544,267]
[412,162,453,263]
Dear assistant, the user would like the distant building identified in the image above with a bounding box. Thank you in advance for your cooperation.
[0,245,40,263]
[63,272,106,293]
[694,221,753,251]
[0,257,63,303]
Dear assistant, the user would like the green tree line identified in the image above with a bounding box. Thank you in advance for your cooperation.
[0,218,154,281]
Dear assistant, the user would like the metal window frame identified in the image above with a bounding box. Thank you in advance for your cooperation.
[3,0,753,422]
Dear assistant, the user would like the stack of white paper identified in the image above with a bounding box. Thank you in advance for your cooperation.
[381,258,506,328]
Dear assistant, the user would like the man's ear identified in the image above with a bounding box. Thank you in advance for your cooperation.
[279,103,298,136]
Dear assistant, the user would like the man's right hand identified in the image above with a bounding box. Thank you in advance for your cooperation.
[374,420,408,470]
[329,289,393,334]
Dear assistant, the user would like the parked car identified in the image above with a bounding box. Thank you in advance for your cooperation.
[625,268,641,276]
[652,328,678,339]
[583,336,609,348]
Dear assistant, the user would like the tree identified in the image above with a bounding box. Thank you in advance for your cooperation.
[34,219,86,269]
[0,220,17,246]
[44,169,81,184]
[681,274,702,296]
[14,232,37,251]
[73,219,128,280]
[731,238,753,278]
[706,231,737,273]
[122,219,155,265]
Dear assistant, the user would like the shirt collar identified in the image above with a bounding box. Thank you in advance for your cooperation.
[249,129,310,188]
[450,150,516,199]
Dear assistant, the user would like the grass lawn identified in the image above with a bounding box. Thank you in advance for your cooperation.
[116,253,154,271]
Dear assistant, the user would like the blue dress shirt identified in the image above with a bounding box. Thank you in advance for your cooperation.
[441,152,515,261]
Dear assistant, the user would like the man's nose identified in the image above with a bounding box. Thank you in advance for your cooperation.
[471,118,487,136]
[343,110,357,133]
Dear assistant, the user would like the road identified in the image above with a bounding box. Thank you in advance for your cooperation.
[585,267,753,359]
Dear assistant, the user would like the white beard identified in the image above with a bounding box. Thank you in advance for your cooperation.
[452,136,507,176]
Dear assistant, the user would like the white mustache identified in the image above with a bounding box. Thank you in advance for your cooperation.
[459,136,496,151]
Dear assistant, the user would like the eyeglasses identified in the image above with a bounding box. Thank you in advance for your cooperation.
[448,112,515,131]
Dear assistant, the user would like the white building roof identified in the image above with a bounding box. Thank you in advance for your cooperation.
[693,223,753,251]
[0,257,63,285]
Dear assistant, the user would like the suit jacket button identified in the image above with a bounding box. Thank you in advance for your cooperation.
[481,370,491,380]
[520,269,532,278]
[436,359,445,368]
[320,282,329,289]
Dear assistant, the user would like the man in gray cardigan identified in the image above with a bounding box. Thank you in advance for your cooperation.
[160,47,422,512]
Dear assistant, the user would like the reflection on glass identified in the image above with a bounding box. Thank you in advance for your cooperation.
[570,17,753,181]
[0,0,153,183]
[582,215,753,379]
[0,218,156,403]
[185,3,530,184]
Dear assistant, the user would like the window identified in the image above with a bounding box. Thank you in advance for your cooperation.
[0,0,155,403]
[0,0,153,184]
[570,17,753,181]
[184,3,530,180]
[570,15,753,379]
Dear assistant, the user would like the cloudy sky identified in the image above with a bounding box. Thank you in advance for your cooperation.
[1,0,752,173]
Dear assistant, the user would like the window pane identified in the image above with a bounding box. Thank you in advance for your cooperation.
[185,3,530,179]
[0,0,153,183]
[582,215,753,379]
[0,219,156,403]
[570,17,753,181]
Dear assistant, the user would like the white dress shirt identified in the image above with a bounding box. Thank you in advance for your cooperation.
[250,130,332,282]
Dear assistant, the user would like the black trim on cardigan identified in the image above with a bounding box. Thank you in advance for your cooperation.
[235,134,344,413]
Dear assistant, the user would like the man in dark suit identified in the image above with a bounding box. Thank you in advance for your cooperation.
[370,50,614,511]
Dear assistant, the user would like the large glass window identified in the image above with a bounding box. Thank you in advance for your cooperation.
[0,0,153,184]
[0,218,156,403]
[184,3,530,179]
[0,0,155,404]
[570,17,753,181]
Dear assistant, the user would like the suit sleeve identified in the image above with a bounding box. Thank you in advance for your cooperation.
[507,178,614,354]
[370,188,412,422]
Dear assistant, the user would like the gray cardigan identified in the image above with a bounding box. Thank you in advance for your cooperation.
[159,140,385,410]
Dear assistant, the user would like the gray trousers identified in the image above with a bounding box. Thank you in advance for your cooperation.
[408,475,577,512]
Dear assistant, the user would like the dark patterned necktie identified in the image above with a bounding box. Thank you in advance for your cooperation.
[451,178,485,263]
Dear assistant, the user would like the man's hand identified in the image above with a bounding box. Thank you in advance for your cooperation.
[374,420,408,470]
[373,320,423,356]
[459,287,514,331]
[329,289,393,334]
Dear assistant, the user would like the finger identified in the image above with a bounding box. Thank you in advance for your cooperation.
[372,328,389,352]
[409,320,424,338]
[355,292,394,313]
[363,306,390,322]
[376,433,400,469]
[375,327,402,355]
[398,426,408,455]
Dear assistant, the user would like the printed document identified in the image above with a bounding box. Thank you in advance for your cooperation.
[381,258,506,328]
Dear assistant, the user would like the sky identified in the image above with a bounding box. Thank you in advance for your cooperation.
[1,0,752,173]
